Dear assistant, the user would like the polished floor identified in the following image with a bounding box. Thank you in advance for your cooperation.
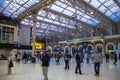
[0,58,120,80]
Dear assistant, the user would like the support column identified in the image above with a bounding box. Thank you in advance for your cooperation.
[32,13,37,56]
[46,32,47,50]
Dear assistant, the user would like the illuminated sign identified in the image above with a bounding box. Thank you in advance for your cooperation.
[31,43,44,50]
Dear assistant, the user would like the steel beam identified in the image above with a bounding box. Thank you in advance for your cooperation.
[76,0,115,27]
[114,0,120,8]
[16,0,57,21]
[44,8,93,28]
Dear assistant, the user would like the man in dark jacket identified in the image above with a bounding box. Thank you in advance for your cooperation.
[75,50,82,75]
[41,51,50,80]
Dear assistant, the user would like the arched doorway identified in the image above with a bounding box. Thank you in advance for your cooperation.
[87,44,94,55]
[71,45,77,56]
[96,44,103,53]
[106,43,115,54]
[78,45,84,53]
[64,46,70,54]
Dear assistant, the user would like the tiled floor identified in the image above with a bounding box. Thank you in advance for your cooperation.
[0,58,120,80]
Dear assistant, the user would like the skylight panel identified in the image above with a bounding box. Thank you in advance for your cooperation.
[43,18,53,23]
[81,17,88,22]
[53,21,60,25]
[114,18,120,22]
[49,14,57,20]
[105,11,112,16]
[37,30,44,33]
[37,16,44,20]
[41,24,47,29]
[0,0,41,18]
[110,15,117,20]
[61,23,66,26]
[0,8,3,12]
[116,11,120,16]
[90,0,101,8]
[104,0,114,7]
[3,10,11,16]
[50,4,64,13]
[63,9,73,16]
[110,6,119,13]
[55,1,67,8]
[99,0,106,3]
[84,0,91,2]
[77,11,83,15]
[84,15,91,19]
[98,5,107,13]
[87,20,93,25]
[84,0,120,22]
[66,6,75,12]
[18,7,26,14]
[66,25,75,29]
[36,24,40,27]
[38,10,45,15]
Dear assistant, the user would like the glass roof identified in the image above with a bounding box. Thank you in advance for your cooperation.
[84,0,120,22]
[21,18,66,35]
[37,10,76,29]
[48,0,100,27]
[0,0,41,18]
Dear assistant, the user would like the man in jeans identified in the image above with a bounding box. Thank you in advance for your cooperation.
[41,51,50,80]
[93,50,103,76]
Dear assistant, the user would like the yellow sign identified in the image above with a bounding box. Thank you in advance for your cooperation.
[31,43,44,50]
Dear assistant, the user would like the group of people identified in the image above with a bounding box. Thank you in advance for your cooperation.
[63,50,103,76]
[7,49,120,80]
[105,52,119,65]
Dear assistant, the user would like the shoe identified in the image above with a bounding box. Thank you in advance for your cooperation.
[75,72,78,74]
[95,74,99,76]
[79,73,82,75]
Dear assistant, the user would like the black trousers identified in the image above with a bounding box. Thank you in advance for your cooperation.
[75,62,81,74]
[113,58,117,64]
[94,62,100,75]
[106,58,109,63]
[65,60,69,69]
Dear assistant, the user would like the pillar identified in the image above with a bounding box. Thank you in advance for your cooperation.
[32,13,37,56]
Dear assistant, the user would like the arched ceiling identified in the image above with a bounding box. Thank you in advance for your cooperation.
[0,0,120,37]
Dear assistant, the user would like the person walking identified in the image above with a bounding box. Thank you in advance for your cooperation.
[75,50,82,75]
[41,51,50,80]
[113,52,117,65]
[92,50,103,76]
[105,53,109,63]
[64,52,70,70]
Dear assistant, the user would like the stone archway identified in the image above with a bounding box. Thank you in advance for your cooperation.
[96,44,104,53]
[106,43,115,53]
[86,44,94,54]
[71,45,77,55]
[78,45,85,53]
[64,46,70,54]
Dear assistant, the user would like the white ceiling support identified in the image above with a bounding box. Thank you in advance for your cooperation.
[16,0,58,21]
[44,8,93,28]
[21,23,72,36]
[27,17,73,32]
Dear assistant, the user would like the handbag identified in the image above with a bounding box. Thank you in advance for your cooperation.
[9,60,13,67]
